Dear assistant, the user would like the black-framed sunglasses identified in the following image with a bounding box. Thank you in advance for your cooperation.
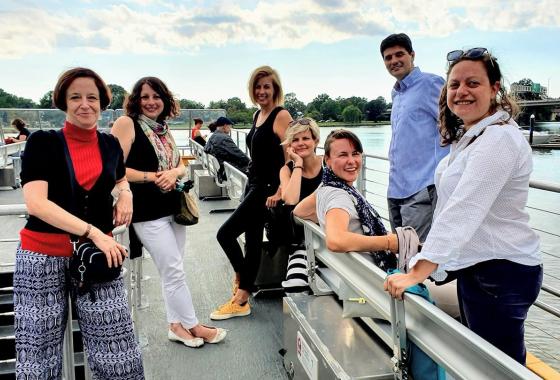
[447,47,488,62]
[289,117,312,127]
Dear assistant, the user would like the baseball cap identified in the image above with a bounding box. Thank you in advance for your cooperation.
[215,116,234,127]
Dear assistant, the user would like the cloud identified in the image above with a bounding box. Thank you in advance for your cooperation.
[1,0,559,58]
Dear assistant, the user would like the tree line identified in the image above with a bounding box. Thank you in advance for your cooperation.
[1,85,391,124]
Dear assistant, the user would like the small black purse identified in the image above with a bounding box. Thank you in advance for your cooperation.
[57,131,123,293]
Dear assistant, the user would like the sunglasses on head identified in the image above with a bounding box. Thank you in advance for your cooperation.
[447,47,489,62]
[289,118,312,127]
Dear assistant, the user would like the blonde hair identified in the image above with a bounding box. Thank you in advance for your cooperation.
[248,65,284,106]
[282,118,320,146]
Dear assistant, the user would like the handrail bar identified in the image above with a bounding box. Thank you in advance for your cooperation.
[296,216,539,380]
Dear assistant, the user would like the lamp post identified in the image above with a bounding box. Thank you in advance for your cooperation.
[529,114,535,145]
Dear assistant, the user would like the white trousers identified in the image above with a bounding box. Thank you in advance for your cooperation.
[133,216,198,328]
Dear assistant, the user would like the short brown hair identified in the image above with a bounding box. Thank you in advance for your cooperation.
[248,66,284,106]
[324,129,363,157]
[52,67,112,111]
[124,77,180,122]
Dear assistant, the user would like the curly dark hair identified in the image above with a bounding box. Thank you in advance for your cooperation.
[124,77,180,123]
[439,52,519,145]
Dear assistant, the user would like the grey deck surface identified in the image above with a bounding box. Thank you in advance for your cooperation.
[0,188,289,380]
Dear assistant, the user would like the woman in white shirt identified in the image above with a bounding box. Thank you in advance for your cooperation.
[384,48,542,365]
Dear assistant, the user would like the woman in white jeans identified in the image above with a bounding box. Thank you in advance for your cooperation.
[111,76,226,348]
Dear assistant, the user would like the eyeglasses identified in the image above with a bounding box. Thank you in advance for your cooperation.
[447,47,489,62]
[289,118,312,127]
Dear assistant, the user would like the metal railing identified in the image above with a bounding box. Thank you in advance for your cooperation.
[297,216,540,379]
[0,108,227,133]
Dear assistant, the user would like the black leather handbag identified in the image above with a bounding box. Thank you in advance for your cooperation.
[57,131,123,292]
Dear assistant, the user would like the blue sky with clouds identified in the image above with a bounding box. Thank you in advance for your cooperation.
[1,0,559,106]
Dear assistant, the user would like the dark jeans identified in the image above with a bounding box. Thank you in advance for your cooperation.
[217,183,274,291]
[457,259,543,365]
[388,185,437,242]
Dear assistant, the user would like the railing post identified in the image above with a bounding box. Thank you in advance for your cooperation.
[390,298,409,380]
[357,154,367,196]
[62,295,76,380]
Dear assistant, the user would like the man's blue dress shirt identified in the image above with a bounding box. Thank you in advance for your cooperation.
[388,67,449,199]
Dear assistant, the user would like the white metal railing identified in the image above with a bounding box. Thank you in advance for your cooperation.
[297,216,540,380]
[0,141,25,169]
[223,162,248,202]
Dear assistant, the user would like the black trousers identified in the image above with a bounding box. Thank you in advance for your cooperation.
[217,183,274,291]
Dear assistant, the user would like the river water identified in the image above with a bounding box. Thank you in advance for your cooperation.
[174,121,560,369]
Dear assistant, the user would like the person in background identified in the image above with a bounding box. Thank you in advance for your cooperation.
[211,65,291,320]
[111,76,226,348]
[278,117,323,291]
[191,118,206,146]
[380,33,448,241]
[6,118,31,144]
[385,48,542,365]
[204,116,250,180]
[14,67,144,378]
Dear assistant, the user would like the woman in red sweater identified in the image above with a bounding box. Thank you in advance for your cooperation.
[14,67,144,379]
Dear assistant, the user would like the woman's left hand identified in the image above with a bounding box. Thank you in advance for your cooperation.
[266,192,282,208]
[155,169,178,192]
[113,190,133,226]
[384,260,437,299]
[384,272,421,300]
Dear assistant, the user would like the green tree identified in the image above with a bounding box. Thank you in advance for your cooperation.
[179,99,205,109]
[38,91,54,108]
[338,96,368,113]
[108,84,127,109]
[284,92,306,118]
[364,97,388,121]
[306,93,332,119]
[304,109,322,121]
[320,99,341,121]
[342,105,362,123]
[0,89,36,108]
[208,100,228,110]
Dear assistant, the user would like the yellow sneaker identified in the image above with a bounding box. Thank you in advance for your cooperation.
[210,300,251,320]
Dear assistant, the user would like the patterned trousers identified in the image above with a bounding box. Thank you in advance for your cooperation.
[13,247,145,380]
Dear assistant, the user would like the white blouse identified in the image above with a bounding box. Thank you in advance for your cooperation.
[409,111,541,272]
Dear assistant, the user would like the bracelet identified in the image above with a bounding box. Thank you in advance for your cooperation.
[82,223,92,239]
[143,172,148,183]
[293,165,303,170]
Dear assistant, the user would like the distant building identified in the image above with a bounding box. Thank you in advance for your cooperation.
[510,82,548,99]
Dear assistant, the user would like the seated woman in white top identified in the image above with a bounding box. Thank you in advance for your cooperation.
[384,48,542,365]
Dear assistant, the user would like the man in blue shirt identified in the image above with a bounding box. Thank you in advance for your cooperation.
[380,33,448,241]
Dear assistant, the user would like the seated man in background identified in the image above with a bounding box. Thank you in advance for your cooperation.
[204,116,250,181]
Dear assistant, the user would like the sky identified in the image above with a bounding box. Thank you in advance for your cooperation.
[1,0,559,107]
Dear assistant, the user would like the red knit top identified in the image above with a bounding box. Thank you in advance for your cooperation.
[20,121,103,256]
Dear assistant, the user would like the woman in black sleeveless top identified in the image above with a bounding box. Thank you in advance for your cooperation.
[279,118,323,291]
[211,66,292,320]
[112,77,226,347]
